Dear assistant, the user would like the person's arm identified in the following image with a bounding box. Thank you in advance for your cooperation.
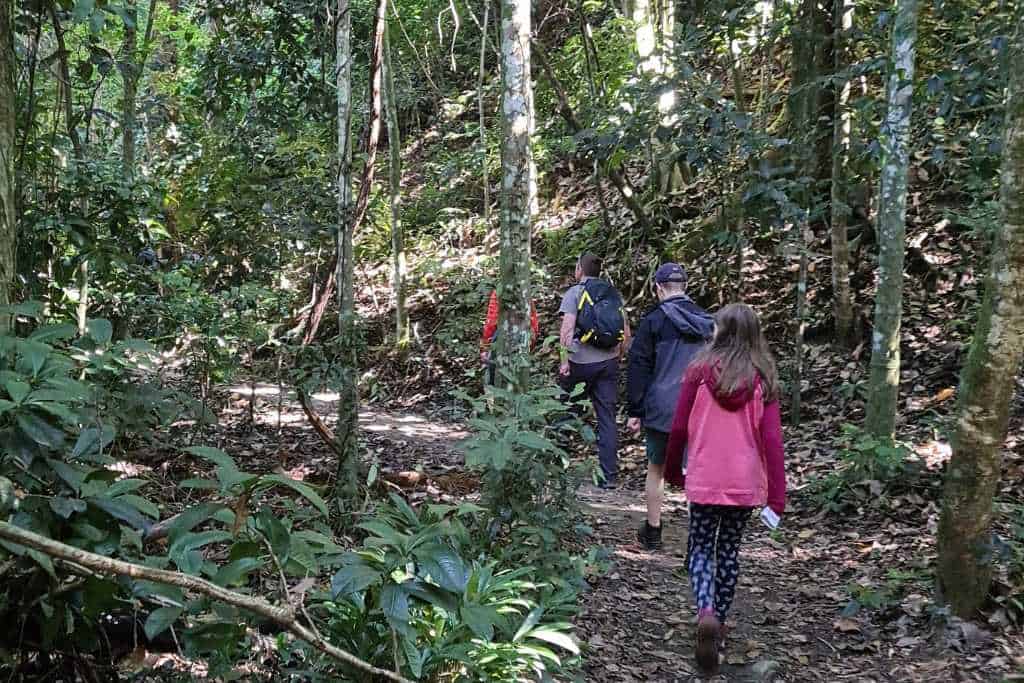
[559,313,575,375]
[663,372,700,487]
[626,316,654,419]
[761,399,787,515]
[481,291,499,351]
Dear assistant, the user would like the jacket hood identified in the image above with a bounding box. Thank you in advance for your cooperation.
[660,296,714,340]
[697,364,760,411]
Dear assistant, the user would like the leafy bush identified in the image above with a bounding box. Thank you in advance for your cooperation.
[321,494,581,681]
[811,424,915,511]
[459,383,595,582]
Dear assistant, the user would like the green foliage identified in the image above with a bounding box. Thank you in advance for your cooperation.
[320,495,581,680]
[460,384,594,581]
[810,424,915,511]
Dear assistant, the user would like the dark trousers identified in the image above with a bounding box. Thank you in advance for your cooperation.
[559,358,619,482]
[687,504,752,622]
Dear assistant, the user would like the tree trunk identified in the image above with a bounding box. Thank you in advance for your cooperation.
[121,0,138,186]
[864,0,917,439]
[334,0,359,506]
[937,15,1024,617]
[789,0,833,203]
[383,20,408,344]
[478,0,491,225]
[0,0,15,332]
[494,0,535,392]
[791,224,810,426]
[830,0,855,348]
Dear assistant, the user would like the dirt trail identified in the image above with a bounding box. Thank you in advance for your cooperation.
[220,385,1016,682]
[576,486,784,682]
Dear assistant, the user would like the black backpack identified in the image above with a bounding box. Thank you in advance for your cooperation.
[575,279,625,349]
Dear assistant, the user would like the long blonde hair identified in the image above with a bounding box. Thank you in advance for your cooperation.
[694,303,779,401]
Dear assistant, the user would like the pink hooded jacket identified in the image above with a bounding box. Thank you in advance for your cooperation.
[664,364,786,513]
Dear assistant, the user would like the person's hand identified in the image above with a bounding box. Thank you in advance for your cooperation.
[480,350,490,366]
[559,361,571,377]
[627,417,641,433]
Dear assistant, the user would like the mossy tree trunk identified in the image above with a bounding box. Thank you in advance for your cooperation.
[121,0,138,187]
[334,0,358,505]
[494,0,535,392]
[937,14,1024,617]
[864,0,917,438]
[0,0,15,332]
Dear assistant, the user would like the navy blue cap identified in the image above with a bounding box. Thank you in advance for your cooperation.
[654,263,687,284]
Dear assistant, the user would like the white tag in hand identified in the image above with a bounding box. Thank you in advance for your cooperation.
[760,507,781,530]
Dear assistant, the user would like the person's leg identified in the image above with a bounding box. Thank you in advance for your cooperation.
[687,504,719,614]
[713,506,752,624]
[645,430,668,527]
[587,359,619,484]
[689,504,723,673]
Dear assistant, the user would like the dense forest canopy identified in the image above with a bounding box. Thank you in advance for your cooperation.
[0,0,1022,679]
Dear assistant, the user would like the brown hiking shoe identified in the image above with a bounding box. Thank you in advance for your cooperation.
[718,622,731,653]
[695,613,721,675]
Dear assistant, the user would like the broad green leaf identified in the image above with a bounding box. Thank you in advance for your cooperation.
[460,604,499,640]
[29,324,77,344]
[20,341,52,377]
[513,431,556,452]
[72,427,115,460]
[49,496,87,519]
[415,545,469,594]
[46,458,86,493]
[117,495,160,519]
[213,558,263,587]
[330,561,382,599]
[105,478,147,497]
[165,502,226,543]
[255,508,290,563]
[133,581,184,606]
[4,379,31,404]
[183,446,237,471]
[358,519,410,548]
[86,319,113,345]
[17,412,65,447]
[169,530,232,574]
[144,606,183,641]
[513,607,545,642]
[380,583,411,634]
[258,474,328,516]
[0,399,15,416]
[402,636,426,679]
[88,497,152,532]
[526,626,580,654]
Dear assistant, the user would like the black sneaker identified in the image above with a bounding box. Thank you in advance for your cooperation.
[637,521,663,550]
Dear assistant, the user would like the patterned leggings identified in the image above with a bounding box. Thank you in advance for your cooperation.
[687,504,752,622]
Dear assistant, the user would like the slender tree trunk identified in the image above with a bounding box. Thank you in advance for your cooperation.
[494,0,535,392]
[830,0,855,349]
[383,20,408,344]
[0,0,15,331]
[334,0,359,505]
[121,0,138,186]
[791,224,810,425]
[937,15,1024,617]
[864,0,917,438]
[478,0,491,225]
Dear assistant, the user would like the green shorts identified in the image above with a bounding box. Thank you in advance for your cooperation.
[645,429,669,465]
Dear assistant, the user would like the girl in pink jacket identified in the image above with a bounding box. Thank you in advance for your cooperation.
[663,303,786,675]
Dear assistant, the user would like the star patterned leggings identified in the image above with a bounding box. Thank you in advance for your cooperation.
[687,504,753,622]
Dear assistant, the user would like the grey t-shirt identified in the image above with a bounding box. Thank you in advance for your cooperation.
[560,279,621,365]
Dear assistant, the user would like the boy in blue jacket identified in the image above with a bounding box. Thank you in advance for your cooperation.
[627,263,714,550]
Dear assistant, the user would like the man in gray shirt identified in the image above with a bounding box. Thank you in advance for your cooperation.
[558,253,630,487]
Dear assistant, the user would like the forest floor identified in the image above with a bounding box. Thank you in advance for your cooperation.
[144,381,1023,682]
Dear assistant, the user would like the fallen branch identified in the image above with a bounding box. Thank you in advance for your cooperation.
[0,521,411,683]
